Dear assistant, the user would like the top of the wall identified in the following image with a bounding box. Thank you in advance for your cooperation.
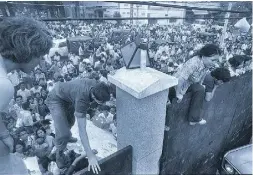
[108,67,178,99]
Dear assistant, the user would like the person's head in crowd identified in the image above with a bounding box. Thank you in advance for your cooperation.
[38,98,44,106]
[14,139,26,154]
[33,81,39,88]
[110,106,116,115]
[68,60,72,65]
[19,128,29,141]
[0,17,52,73]
[41,88,48,96]
[90,82,110,105]
[39,78,47,86]
[57,75,64,82]
[27,96,34,104]
[228,55,252,70]
[210,68,231,85]
[64,74,72,81]
[36,127,47,139]
[15,95,23,106]
[99,70,108,79]
[199,44,221,69]
[19,82,26,90]
[36,68,42,74]
[91,71,100,81]
[36,137,45,145]
[35,92,41,99]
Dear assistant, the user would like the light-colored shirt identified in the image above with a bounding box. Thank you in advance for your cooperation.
[174,56,207,99]
[71,56,80,65]
[17,89,31,103]
[16,111,40,127]
[30,86,42,94]
[7,71,20,86]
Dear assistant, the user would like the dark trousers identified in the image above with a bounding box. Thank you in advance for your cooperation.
[74,65,79,75]
[168,83,205,122]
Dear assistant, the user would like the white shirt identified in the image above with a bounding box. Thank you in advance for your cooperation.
[106,113,114,124]
[16,111,40,127]
[99,76,108,84]
[7,71,20,86]
[30,86,42,94]
[54,55,60,62]
[61,65,68,75]
[79,46,84,56]
[71,56,80,65]
[67,64,75,73]
[17,89,31,103]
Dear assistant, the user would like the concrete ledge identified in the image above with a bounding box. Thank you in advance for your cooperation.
[108,67,178,99]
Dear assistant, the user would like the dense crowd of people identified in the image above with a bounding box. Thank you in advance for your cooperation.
[0,16,251,175]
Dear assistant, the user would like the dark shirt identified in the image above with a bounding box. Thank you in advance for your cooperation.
[203,73,215,92]
[38,104,50,118]
[55,79,97,113]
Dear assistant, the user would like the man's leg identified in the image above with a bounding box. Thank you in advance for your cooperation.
[187,83,205,123]
[45,97,72,169]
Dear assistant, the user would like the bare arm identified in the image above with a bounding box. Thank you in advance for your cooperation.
[205,85,218,101]
[0,79,15,154]
[75,112,94,158]
[75,112,101,174]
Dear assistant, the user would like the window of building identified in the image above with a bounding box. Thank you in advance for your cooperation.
[123,12,126,14]
[141,12,145,16]
[169,18,177,23]
[124,4,129,7]
[127,12,130,14]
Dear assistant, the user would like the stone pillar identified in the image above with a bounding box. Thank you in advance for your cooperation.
[108,67,178,175]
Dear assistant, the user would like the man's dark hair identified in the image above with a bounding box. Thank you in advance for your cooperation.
[0,17,52,63]
[199,44,221,57]
[15,95,23,100]
[228,55,251,69]
[211,68,231,82]
[14,139,26,152]
[92,82,110,103]
[33,81,39,86]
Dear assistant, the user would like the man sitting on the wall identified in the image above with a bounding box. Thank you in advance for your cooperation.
[203,67,231,102]
[169,44,221,126]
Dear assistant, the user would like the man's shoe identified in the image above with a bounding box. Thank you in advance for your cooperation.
[56,151,71,169]
[189,119,207,126]
[68,136,78,143]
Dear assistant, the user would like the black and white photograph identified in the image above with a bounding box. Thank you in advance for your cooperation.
[0,1,252,175]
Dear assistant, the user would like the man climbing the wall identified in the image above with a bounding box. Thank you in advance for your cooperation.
[45,78,111,174]
[169,44,221,125]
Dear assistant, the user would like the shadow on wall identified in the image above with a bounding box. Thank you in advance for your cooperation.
[160,71,252,175]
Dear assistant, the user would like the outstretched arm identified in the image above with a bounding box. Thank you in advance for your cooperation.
[75,112,101,174]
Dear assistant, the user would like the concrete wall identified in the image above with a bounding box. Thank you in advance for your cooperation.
[160,71,252,174]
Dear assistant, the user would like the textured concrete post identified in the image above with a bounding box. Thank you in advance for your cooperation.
[108,67,178,175]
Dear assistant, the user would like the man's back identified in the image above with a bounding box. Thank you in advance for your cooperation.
[56,78,97,104]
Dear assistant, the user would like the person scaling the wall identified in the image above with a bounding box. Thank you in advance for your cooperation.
[45,78,111,174]
[0,17,52,174]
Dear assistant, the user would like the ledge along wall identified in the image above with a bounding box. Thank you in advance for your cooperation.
[160,71,252,174]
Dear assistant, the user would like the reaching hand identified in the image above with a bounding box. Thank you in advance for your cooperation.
[88,155,101,174]
[177,98,182,103]
[2,136,14,153]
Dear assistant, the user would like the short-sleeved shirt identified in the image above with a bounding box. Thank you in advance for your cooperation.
[55,79,97,113]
